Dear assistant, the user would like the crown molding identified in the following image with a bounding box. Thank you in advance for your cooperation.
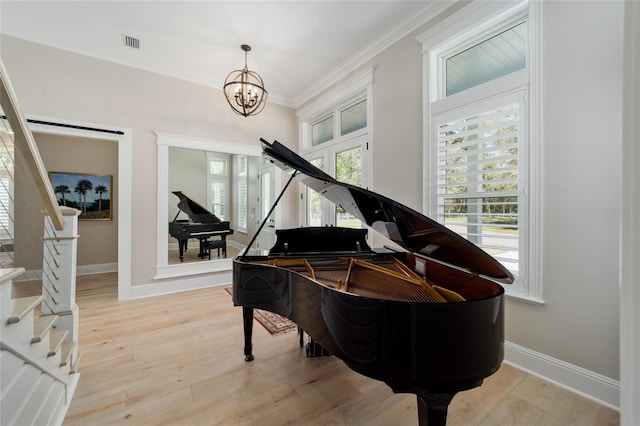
[293,0,457,109]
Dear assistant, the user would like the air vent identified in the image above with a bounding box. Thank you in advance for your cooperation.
[122,35,140,49]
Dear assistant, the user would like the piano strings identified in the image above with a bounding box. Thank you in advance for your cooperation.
[251,256,465,303]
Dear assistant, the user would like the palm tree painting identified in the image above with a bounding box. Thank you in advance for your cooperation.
[48,172,112,220]
[54,185,70,206]
[94,185,108,212]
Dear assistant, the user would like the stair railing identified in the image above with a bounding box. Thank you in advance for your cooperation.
[0,58,80,365]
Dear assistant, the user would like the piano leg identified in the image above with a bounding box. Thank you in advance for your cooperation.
[242,307,255,361]
[416,392,456,426]
[179,239,186,262]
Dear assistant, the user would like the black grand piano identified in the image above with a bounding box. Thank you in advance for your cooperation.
[233,140,514,425]
[168,191,233,261]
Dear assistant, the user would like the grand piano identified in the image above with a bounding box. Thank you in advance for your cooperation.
[233,139,514,425]
[168,191,233,261]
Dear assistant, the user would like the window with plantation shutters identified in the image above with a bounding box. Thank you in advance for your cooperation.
[433,91,524,278]
[235,155,248,232]
[0,123,14,242]
[421,2,543,302]
[207,153,229,221]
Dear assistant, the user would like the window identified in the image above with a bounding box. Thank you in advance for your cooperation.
[335,145,363,228]
[306,157,324,226]
[340,99,367,136]
[419,2,542,302]
[207,152,229,221]
[434,91,524,276]
[0,120,14,243]
[297,67,374,229]
[446,21,527,96]
[302,99,369,229]
[312,116,333,146]
[234,155,248,232]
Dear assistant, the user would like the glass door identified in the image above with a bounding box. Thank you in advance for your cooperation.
[303,134,367,228]
[255,164,276,250]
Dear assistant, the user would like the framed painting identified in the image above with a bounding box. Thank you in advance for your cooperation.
[48,172,113,221]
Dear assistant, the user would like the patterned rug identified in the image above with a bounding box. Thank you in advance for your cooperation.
[225,287,297,336]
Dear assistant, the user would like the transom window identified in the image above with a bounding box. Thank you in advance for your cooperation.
[311,116,333,146]
[446,21,527,96]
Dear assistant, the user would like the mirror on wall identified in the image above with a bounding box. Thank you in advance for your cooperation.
[167,146,262,265]
[155,133,269,279]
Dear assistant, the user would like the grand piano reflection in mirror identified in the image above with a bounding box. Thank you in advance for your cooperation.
[167,146,262,265]
[169,191,234,261]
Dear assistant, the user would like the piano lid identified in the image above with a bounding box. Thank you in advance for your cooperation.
[172,191,221,224]
[260,139,514,284]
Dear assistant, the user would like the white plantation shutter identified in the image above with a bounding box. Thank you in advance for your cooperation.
[433,90,525,277]
[0,121,14,241]
[207,154,229,221]
[0,176,11,240]
[235,155,248,231]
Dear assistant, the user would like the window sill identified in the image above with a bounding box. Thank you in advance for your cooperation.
[505,291,546,305]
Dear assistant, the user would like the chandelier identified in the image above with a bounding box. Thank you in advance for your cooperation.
[223,44,268,117]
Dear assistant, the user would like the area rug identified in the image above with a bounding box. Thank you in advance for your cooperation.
[225,287,297,336]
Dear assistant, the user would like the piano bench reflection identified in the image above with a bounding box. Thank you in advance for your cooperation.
[205,239,227,259]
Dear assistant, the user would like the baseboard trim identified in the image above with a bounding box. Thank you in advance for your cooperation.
[130,271,231,299]
[504,341,619,410]
[76,263,117,276]
[17,263,117,281]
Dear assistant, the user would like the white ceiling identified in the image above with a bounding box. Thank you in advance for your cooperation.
[0,1,439,108]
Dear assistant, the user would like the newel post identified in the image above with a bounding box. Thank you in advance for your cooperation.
[42,206,81,354]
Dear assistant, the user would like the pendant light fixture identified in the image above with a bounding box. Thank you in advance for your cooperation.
[223,44,268,117]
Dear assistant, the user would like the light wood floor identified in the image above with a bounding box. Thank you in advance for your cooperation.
[15,273,618,425]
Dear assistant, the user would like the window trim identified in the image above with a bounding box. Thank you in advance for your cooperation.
[418,0,544,304]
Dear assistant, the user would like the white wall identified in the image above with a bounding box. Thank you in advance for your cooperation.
[307,0,623,388]
[506,0,622,381]
[36,133,118,268]
[0,35,298,288]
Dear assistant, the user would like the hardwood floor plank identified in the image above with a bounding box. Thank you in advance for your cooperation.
[62,273,619,425]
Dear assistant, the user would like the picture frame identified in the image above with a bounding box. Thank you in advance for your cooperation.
[48,172,113,221]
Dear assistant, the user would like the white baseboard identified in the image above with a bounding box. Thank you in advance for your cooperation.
[130,271,232,299]
[504,341,619,410]
[76,263,117,276]
[15,263,117,281]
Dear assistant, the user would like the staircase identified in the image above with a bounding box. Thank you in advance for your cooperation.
[0,59,81,425]
[1,268,81,425]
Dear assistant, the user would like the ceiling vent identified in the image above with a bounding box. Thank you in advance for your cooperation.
[122,35,140,49]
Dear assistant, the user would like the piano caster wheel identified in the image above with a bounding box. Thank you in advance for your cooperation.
[244,354,255,362]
